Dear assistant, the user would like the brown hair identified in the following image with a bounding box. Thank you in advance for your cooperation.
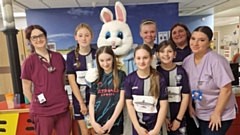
[95,46,119,90]
[193,26,213,41]
[74,23,93,68]
[156,40,176,52]
[169,22,191,45]
[25,25,47,53]
[134,44,160,98]
[139,19,157,31]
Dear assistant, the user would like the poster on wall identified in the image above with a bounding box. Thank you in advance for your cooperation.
[158,31,170,43]
[47,43,57,52]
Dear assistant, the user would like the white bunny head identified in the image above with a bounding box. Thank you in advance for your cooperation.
[97,1,133,56]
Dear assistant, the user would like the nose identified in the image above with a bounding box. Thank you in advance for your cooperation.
[111,41,116,45]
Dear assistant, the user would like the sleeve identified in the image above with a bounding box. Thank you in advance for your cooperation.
[124,76,133,100]
[66,53,75,74]
[119,70,126,90]
[159,73,168,100]
[212,56,234,88]
[20,58,32,81]
[90,82,98,95]
[60,54,66,72]
[180,67,190,94]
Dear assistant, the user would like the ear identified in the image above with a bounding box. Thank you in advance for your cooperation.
[115,1,126,23]
[27,39,31,45]
[100,7,113,23]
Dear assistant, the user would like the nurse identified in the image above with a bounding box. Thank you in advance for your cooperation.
[183,26,237,135]
[21,25,71,135]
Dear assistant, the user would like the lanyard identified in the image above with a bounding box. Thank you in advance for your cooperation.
[196,56,207,90]
[35,50,56,73]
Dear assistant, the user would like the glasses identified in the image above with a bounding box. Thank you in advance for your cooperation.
[30,34,45,41]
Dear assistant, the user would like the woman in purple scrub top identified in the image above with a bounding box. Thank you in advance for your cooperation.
[125,44,168,135]
[21,25,71,135]
[183,26,237,135]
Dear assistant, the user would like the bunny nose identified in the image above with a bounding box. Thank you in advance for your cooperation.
[111,41,116,45]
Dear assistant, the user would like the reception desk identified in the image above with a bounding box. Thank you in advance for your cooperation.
[0,101,80,135]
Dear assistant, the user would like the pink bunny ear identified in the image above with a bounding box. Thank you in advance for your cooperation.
[100,7,113,23]
[115,1,126,23]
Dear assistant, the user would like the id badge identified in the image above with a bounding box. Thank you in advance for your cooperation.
[37,93,46,104]
[192,90,202,101]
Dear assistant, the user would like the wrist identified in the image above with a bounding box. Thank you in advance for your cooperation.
[175,117,182,122]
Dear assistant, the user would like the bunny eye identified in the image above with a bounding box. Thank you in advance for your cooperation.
[117,31,123,39]
[105,31,111,39]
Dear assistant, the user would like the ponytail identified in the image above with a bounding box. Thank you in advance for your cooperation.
[149,66,160,98]
[75,43,80,68]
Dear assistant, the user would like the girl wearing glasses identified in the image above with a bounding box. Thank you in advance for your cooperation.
[21,25,71,135]
[66,23,96,135]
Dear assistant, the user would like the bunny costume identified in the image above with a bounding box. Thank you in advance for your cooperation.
[85,1,137,135]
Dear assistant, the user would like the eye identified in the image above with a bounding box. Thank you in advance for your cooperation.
[117,31,123,39]
[105,31,111,39]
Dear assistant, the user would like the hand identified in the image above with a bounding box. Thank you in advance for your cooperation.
[85,68,98,83]
[102,119,114,133]
[148,129,160,135]
[209,112,221,131]
[171,119,181,131]
[189,105,196,117]
[92,122,104,135]
[79,103,88,115]
[165,118,171,131]
[136,126,148,135]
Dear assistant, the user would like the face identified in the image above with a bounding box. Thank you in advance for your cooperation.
[98,53,113,74]
[75,27,93,47]
[140,24,156,44]
[190,31,210,55]
[134,49,152,70]
[171,26,188,46]
[29,29,47,49]
[157,45,176,64]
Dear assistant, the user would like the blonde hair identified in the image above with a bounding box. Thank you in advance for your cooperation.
[74,23,93,68]
[134,44,160,98]
[140,19,157,30]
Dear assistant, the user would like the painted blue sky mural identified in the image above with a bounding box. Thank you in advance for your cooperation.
[26,3,178,51]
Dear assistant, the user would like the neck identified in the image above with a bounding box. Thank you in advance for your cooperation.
[160,63,176,70]
[144,42,154,49]
[137,68,150,78]
[194,49,208,65]
[35,48,48,56]
[104,69,113,74]
[79,46,91,55]
[176,41,187,49]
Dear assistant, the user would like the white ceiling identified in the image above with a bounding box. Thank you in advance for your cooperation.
[1,0,240,27]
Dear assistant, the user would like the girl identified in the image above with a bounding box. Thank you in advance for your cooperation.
[156,40,190,135]
[89,46,126,135]
[125,44,168,135]
[66,23,96,135]
[21,25,71,135]
[139,19,158,54]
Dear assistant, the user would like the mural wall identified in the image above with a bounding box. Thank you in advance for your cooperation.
[26,3,178,52]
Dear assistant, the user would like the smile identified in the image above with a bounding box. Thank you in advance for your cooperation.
[111,45,120,50]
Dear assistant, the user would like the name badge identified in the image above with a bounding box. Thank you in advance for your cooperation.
[37,93,46,104]
[192,90,202,101]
